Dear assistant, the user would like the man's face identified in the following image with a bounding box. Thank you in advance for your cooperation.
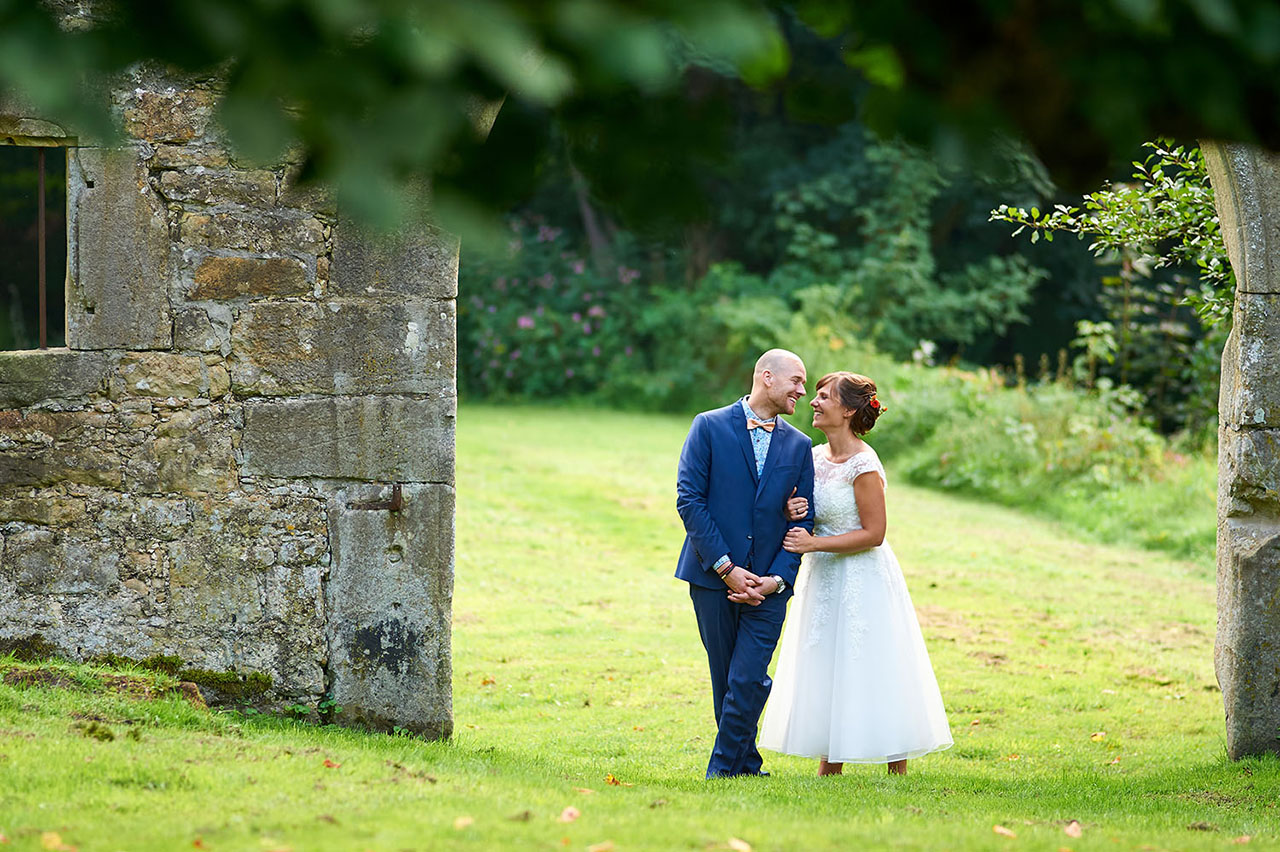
[767,359,807,416]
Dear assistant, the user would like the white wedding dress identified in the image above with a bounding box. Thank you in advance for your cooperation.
[759,444,953,764]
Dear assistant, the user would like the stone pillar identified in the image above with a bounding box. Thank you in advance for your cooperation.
[1203,142,1280,760]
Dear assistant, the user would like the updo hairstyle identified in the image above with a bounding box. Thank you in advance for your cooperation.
[817,371,886,436]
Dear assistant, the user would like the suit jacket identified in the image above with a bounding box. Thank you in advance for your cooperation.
[675,400,816,590]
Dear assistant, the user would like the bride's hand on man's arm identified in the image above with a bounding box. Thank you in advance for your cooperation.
[784,489,808,522]
[783,527,816,553]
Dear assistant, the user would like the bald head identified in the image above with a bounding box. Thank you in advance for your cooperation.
[754,348,803,381]
[747,349,807,419]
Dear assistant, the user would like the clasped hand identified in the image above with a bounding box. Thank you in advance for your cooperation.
[723,566,776,606]
[783,491,816,553]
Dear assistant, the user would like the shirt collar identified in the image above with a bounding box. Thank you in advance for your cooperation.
[741,396,776,425]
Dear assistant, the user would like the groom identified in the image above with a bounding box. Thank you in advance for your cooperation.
[675,348,815,778]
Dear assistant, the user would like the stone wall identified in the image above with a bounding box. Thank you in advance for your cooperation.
[0,67,462,736]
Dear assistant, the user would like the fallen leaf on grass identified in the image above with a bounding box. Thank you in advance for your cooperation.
[587,842,615,852]
[481,677,495,686]
[1005,753,1020,761]
[40,833,74,852]
[192,841,204,850]
[1090,732,1106,741]
[1108,757,1121,765]
[322,759,341,769]
[508,810,533,822]
[728,838,753,851]
[993,825,1017,838]
[1187,822,1216,832]
[650,799,668,808]
[558,807,581,823]
[1064,820,1082,838]
[316,814,337,824]
[604,773,632,787]
[1233,837,1252,845]
[574,787,597,795]
[453,817,474,830]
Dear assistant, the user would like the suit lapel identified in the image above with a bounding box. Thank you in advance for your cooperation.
[730,402,759,485]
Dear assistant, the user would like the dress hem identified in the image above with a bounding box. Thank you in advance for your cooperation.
[760,741,953,765]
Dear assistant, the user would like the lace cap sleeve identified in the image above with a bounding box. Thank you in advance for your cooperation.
[846,450,887,487]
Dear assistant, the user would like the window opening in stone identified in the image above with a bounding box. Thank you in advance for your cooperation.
[0,141,67,349]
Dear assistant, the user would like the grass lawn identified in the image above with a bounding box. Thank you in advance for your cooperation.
[0,403,1276,851]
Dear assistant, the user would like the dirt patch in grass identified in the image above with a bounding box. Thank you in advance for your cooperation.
[1,667,79,691]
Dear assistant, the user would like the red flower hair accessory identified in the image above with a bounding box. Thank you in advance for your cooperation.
[868,395,881,410]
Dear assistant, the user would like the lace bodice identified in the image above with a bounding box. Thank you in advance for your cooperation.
[812,444,886,537]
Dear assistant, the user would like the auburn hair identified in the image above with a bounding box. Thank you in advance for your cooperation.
[816,371,885,436]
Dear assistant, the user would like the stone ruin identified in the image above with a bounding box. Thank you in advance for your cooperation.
[0,68,469,737]
[1204,142,1280,760]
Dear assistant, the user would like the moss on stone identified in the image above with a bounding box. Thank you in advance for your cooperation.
[92,652,184,675]
[178,668,272,700]
[0,635,61,662]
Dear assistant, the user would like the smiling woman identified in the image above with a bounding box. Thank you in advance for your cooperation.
[0,141,67,350]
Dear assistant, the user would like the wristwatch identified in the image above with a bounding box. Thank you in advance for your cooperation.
[770,575,786,595]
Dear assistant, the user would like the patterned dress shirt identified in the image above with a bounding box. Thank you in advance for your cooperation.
[713,397,777,573]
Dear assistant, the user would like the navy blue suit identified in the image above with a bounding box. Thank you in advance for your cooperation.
[675,400,815,777]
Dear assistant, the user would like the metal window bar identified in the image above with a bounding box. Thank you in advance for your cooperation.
[38,146,46,350]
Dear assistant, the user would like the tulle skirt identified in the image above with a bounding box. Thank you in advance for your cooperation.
[759,542,953,764]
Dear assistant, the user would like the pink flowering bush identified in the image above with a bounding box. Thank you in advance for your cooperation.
[459,217,645,396]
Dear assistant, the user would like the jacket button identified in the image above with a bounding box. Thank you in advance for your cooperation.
[746,535,752,540]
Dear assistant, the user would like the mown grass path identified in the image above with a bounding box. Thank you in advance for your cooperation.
[0,404,1275,851]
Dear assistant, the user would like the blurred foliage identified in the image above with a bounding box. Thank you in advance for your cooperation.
[798,0,1280,190]
[0,0,786,234]
[5,0,1280,233]
[992,142,1227,436]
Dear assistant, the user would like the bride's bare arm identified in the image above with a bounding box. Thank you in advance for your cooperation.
[783,473,886,554]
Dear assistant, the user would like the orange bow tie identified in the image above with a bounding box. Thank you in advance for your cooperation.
[746,418,775,432]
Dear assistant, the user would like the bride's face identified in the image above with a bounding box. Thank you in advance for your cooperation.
[810,385,848,430]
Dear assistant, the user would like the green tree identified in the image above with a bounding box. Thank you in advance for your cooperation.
[991,143,1227,433]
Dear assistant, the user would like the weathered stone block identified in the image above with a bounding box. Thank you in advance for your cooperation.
[331,221,458,299]
[1219,426,1280,518]
[0,115,71,142]
[122,406,239,495]
[0,410,123,488]
[148,144,230,169]
[113,352,206,398]
[241,396,453,482]
[0,349,110,407]
[325,483,454,737]
[159,168,276,207]
[1221,293,1280,427]
[1205,144,1280,295]
[228,299,454,397]
[66,147,174,350]
[1215,515,1280,759]
[0,527,120,596]
[179,210,326,256]
[173,306,229,353]
[122,88,217,144]
[188,256,309,300]
[0,496,88,526]
[279,165,335,214]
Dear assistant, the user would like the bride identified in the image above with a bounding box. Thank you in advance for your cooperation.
[754,371,952,775]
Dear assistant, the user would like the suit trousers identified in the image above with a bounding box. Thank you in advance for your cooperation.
[689,583,790,778]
